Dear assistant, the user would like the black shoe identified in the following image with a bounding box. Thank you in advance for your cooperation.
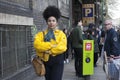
[76,72,79,76]
[77,74,83,78]
[94,64,97,67]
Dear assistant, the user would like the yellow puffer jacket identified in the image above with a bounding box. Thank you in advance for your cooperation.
[33,29,67,62]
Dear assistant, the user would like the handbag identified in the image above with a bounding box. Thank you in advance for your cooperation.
[31,54,46,76]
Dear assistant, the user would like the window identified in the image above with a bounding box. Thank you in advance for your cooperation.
[0,25,33,78]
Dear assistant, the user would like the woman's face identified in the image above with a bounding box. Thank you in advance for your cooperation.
[47,16,58,29]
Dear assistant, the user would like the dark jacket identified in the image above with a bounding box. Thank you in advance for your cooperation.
[104,28,120,56]
[69,26,83,48]
[83,33,99,53]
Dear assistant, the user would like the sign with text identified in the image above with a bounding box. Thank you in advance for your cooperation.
[83,40,94,75]
[83,8,93,17]
[85,43,92,51]
[82,4,95,26]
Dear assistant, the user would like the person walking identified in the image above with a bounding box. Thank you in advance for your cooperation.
[104,19,120,80]
[69,19,83,77]
[91,28,100,67]
[33,6,67,80]
[63,28,70,63]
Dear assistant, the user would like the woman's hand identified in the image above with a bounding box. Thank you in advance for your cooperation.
[51,44,57,48]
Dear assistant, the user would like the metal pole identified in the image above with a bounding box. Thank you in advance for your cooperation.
[0,27,4,77]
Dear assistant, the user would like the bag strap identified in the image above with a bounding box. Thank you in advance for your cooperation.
[36,57,43,64]
[42,31,45,39]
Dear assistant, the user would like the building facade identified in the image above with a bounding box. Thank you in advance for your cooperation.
[0,0,104,80]
[0,0,71,80]
[32,0,71,31]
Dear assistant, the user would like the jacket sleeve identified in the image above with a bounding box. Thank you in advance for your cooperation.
[33,32,52,52]
[78,27,83,44]
[51,31,67,55]
[111,31,120,55]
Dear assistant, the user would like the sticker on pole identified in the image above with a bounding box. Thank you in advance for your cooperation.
[85,43,92,51]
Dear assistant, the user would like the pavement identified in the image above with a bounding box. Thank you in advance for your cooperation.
[33,58,106,80]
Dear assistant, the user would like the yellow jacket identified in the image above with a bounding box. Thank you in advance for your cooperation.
[33,29,67,62]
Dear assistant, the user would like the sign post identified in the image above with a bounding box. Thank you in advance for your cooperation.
[83,40,94,75]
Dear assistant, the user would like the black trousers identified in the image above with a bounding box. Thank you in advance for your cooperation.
[44,54,64,80]
[64,50,69,60]
[94,52,99,65]
[99,44,103,57]
[73,48,83,77]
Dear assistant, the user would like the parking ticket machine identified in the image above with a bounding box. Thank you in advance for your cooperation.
[83,40,94,75]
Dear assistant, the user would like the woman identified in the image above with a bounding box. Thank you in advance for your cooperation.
[33,6,67,80]
[63,28,69,63]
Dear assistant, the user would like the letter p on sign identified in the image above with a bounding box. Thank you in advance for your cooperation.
[85,9,91,16]
[83,8,93,17]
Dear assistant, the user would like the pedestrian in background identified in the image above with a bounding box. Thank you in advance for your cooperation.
[91,28,100,67]
[97,20,106,57]
[33,6,67,80]
[69,19,83,77]
[104,19,120,80]
[84,28,100,67]
[98,28,105,57]
[63,28,69,63]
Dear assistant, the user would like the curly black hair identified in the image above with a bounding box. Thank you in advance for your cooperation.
[43,6,61,21]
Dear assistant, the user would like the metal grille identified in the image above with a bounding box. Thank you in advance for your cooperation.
[0,25,33,79]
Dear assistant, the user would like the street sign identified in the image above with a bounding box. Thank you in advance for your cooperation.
[82,4,95,25]
[83,8,93,17]
[83,40,94,75]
